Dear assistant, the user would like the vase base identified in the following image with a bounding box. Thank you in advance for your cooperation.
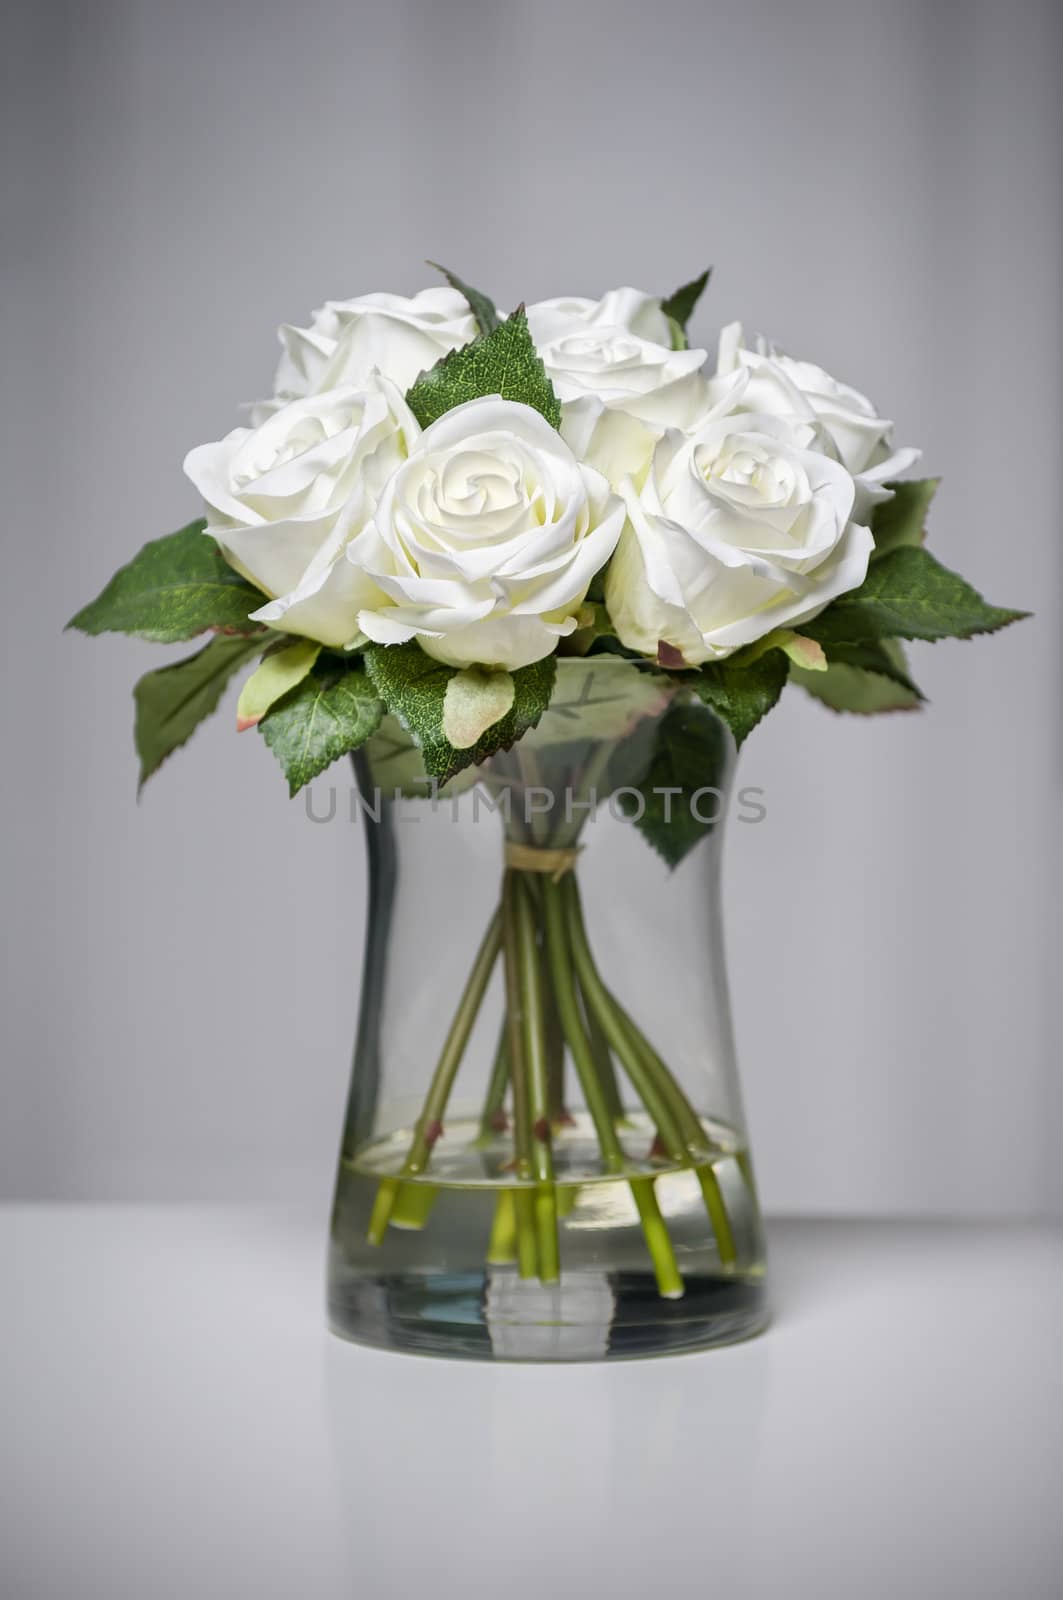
[327,1267,768,1362]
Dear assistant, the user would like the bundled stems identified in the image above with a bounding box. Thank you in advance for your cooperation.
[541,878,683,1298]
[365,827,744,1292]
[509,870,560,1281]
[501,871,540,1278]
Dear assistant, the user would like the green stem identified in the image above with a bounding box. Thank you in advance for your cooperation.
[736,1147,761,1208]
[487,1190,518,1265]
[616,1001,736,1260]
[541,881,625,1168]
[579,973,626,1122]
[613,999,713,1155]
[367,907,502,1245]
[697,1164,737,1267]
[542,945,567,1125]
[541,878,683,1298]
[565,875,688,1162]
[388,1181,439,1230]
[628,1178,685,1298]
[502,870,538,1278]
[512,1190,538,1278]
[516,746,551,845]
[476,1022,510,1143]
[563,876,738,1268]
[513,874,560,1283]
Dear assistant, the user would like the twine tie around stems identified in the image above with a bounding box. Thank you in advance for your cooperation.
[502,841,582,883]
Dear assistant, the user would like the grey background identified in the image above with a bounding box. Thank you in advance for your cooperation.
[3,0,1059,1216]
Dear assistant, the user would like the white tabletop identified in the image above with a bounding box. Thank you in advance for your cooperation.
[2,1207,1060,1599]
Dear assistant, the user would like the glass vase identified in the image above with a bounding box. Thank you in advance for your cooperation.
[327,660,768,1360]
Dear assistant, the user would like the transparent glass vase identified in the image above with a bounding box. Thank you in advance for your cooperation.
[328,660,768,1360]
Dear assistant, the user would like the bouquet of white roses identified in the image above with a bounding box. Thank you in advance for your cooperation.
[71,266,1025,1302]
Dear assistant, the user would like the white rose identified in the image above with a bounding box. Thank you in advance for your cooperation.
[183,375,419,647]
[348,396,625,670]
[526,288,710,485]
[717,323,920,516]
[605,413,873,665]
[264,287,477,412]
[527,287,674,348]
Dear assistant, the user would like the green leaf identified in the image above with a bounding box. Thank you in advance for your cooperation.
[427,261,500,335]
[442,668,516,749]
[870,478,940,560]
[523,657,672,749]
[778,633,827,672]
[659,269,711,336]
[405,307,562,431]
[68,521,266,643]
[620,698,731,868]
[364,714,479,800]
[259,659,384,796]
[804,546,1029,647]
[236,639,321,730]
[793,645,923,715]
[818,638,924,698]
[688,650,789,747]
[363,641,556,783]
[134,633,263,789]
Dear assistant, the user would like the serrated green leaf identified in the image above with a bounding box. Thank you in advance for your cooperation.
[688,650,789,746]
[870,479,940,560]
[134,633,262,789]
[619,698,731,868]
[427,261,500,335]
[68,521,266,643]
[363,641,555,783]
[660,269,711,335]
[236,639,321,730]
[793,652,923,715]
[259,660,384,796]
[805,546,1029,647]
[405,307,561,431]
[818,638,924,698]
[363,714,479,799]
